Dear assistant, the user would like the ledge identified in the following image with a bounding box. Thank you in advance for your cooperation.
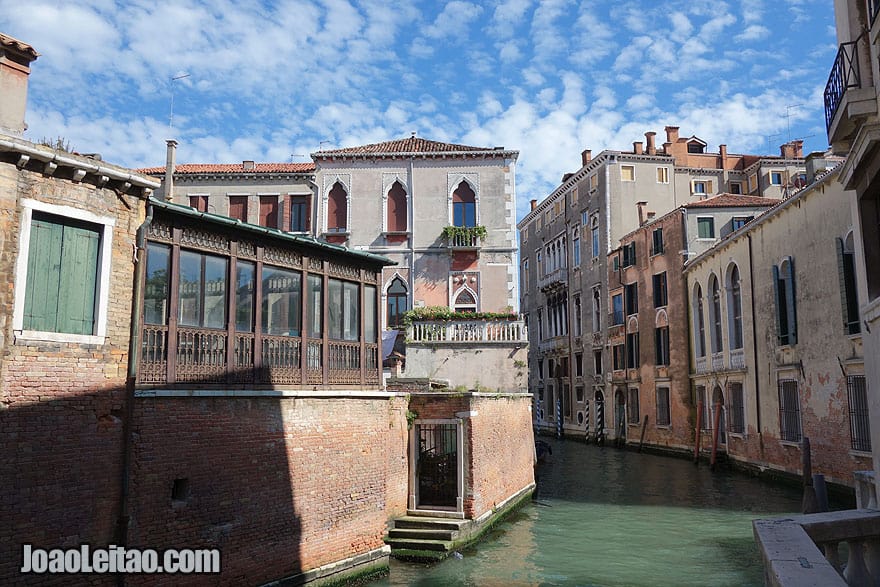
[135,389,401,399]
[263,545,390,587]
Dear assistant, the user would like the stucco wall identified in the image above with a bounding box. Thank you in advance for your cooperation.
[402,342,528,392]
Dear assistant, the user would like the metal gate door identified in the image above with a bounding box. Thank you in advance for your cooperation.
[416,423,458,508]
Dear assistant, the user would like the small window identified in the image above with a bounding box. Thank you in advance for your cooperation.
[387,181,408,232]
[538,359,544,379]
[453,288,477,313]
[261,266,302,336]
[573,295,582,336]
[770,171,784,185]
[572,231,581,267]
[179,250,228,329]
[697,217,715,239]
[778,379,802,442]
[594,350,603,375]
[838,236,861,335]
[171,478,190,502]
[452,181,476,227]
[773,257,797,346]
[729,182,743,195]
[575,353,583,377]
[327,182,348,232]
[228,196,248,222]
[732,216,752,231]
[612,293,624,325]
[612,344,625,371]
[592,288,601,332]
[624,282,638,315]
[189,196,208,212]
[290,196,310,232]
[386,276,408,329]
[621,165,635,182]
[728,382,745,434]
[570,186,579,205]
[627,388,640,423]
[656,387,671,426]
[656,167,669,184]
[651,228,664,255]
[259,195,279,229]
[687,142,705,154]
[848,375,871,452]
[748,173,758,193]
[653,272,668,308]
[328,278,359,341]
[625,332,639,369]
[576,385,584,404]
[591,216,600,258]
[581,210,589,226]
[692,180,711,195]
[655,326,670,365]
[622,242,636,267]
[590,174,598,190]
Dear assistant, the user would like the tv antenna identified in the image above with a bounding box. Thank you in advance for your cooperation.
[783,104,803,143]
[169,73,191,132]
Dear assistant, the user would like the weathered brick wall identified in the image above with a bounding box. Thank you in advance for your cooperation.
[465,395,535,518]
[0,161,141,584]
[128,395,408,586]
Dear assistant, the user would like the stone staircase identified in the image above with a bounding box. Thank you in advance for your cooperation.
[384,515,470,560]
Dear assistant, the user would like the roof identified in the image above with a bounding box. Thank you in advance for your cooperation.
[137,162,316,175]
[147,197,395,267]
[684,193,779,209]
[0,33,38,60]
[313,136,517,157]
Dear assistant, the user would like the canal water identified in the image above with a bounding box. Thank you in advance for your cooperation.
[374,438,812,587]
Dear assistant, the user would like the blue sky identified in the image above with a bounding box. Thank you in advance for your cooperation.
[3,0,837,220]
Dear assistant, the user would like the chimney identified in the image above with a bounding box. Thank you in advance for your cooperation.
[645,132,656,155]
[581,149,592,166]
[633,141,643,155]
[164,139,177,202]
[562,172,574,183]
[665,126,680,143]
[636,201,648,226]
[0,33,39,136]
[662,142,672,155]
[243,160,255,171]
[530,199,537,211]
[719,144,728,168]
[805,152,829,184]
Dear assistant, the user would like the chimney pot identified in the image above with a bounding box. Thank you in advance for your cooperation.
[0,33,39,136]
[645,132,657,155]
[633,142,643,155]
[665,126,680,143]
[530,199,537,211]
[581,149,592,166]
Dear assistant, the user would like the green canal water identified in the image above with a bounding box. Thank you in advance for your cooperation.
[374,438,811,587]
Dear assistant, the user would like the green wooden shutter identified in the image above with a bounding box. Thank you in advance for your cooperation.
[836,238,849,331]
[786,257,797,345]
[23,217,64,331]
[57,223,99,335]
[772,264,782,345]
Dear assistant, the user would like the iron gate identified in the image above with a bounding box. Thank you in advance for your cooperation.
[416,423,458,508]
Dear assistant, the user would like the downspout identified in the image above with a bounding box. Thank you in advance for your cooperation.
[116,198,153,555]
[747,233,762,449]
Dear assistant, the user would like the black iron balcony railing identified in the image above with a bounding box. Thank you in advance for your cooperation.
[824,40,862,132]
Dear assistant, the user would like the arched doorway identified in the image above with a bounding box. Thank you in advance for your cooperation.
[712,385,726,445]
[615,388,626,445]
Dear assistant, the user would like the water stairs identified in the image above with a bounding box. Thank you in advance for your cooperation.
[384,512,469,561]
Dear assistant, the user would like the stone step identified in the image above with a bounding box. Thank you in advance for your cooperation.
[387,527,459,541]
[384,537,453,552]
[392,516,468,532]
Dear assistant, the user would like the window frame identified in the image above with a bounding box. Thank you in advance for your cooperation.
[697,216,715,239]
[627,388,640,424]
[14,199,115,345]
[656,387,671,427]
[728,382,745,434]
[651,228,664,256]
[654,326,670,366]
[848,374,871,452]
[620,165,635,182]
[656,167,669,184]
[778,378,802,443]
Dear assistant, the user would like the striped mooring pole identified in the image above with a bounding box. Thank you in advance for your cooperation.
[596,399,605,445]
[584,400,591,443]
[556,396,562,439]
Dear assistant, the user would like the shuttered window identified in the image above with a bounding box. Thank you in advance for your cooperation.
[848,375,871,452]
[327,182,348,232]
[387,181,407,232]
[778,379,802,442]
[728,382,745,434]
[228,196,248,222]
[656,387,670,426]
[773,257,797,345]
[259,196,279,229]
[23,213,100,335]
[837,238,861,335]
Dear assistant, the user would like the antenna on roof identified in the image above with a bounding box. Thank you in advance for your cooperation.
[169,73,191,132]
[290,154,305,162]
[318,140,330,152]
[411,131,417,138]
[783,104,803,143]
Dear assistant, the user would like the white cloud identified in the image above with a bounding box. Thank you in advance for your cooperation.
[424,1,483,39]
[737,25,771,41]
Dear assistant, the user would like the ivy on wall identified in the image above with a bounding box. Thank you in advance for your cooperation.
[403,305,518,326]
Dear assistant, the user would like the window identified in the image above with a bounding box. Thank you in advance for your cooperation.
[612,344,625,371]
[327,182,348,232]
[732,216,752,231]
[20,209,111,339]
[537,251,542,276]
[773,257,797,345]
[592,288,601,332]
[627,388,640,423]
[656,387,670,426]
[655,326,670,365]
[621,165,635,181]
[454,288,477,313]
[581,210,588,226]
[778,379,802,442]
[235,260,255,332]
[625,332,639,369]
[570,186,579,206]
[521,259,529,292]
[537,359,544,379]
[178,250,228,329]
[261,265,301,336]
[770,171,784,185]
[656,167,669,184]
[697,217,715,239]
[576,385,584,403]
[696,385,709,430]
[693,285,706,358]
[364,284,377,343]
[453,181,476,227]
[653,272,667,308]
[624,282,638,315]
[259,195,279,229]
[692,180,711,195]
[687,142,705,154]
[612,293,624,325]
[328,278,359,341]
[728,382,745,434]
[727,265,743,349]
[594,350,603,375]
[729,182,743,195]
[748,173,758,193]
[591,216,600,258]
[612,256,619,271]
[144,243,170,325]
[572,231,581,266]
[387,181,407,232]
[848,375,871,452]
[307,274,322,337]
[837,236,861,335]
[228,196,248,222]
[290,196,310,232]
[537,308,543,340]
[709,275,723,354]
[651,228,664,255]
[386,276,408,328]
[575,353,583,377]
[590,174,598,190]
[622,242,636,267]
[573,295,582,336]
[189,196,208,212]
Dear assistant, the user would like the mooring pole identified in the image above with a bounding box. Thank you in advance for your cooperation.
[638,415,649,452]
[584,400,591,444]
[694,399,703,464]
[802,436,819,514]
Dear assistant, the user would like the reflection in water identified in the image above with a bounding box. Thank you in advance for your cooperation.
[374,439,808,587]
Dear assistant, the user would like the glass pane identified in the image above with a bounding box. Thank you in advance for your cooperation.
[365,285,376,343]
[236,260,255,332]
[308,274,322,337]
[144,243,170,325]
[329,279,343,339]
[178,250,202,327]
[344,282,360,341]
[261,266,301,336]
[203,255,228,329]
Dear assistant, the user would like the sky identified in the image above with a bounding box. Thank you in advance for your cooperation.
[2,0,838,220]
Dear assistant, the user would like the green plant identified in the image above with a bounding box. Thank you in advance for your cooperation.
[405,410,418,429]
[513,360,526,368]
[441,225,488,242]
[402,305,518,326]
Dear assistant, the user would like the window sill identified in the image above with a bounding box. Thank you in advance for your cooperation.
[15,330,106,346]
[850,449,873,458]
[779,440,803,449]
[323,231,350,236]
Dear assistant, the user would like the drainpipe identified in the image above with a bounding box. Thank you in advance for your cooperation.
[747,233,762,447]
[116,199,154,555]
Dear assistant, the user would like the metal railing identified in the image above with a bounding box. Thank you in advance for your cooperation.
[729,348,745,370]
[408,319,527,344]
[538,267,567,291]
[695,356,708,374]
[824,39,862,131]
[448,232,479,248]
[711,352,725,371]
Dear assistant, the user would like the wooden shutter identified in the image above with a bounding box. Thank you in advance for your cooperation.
[23,217,63,331]
[229,196,248,222]
[786,257,797,344]
[772,264,783,344]
[836,238,849,331]
[259,196,279,228]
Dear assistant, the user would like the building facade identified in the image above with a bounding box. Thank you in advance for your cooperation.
[520,126,807,439]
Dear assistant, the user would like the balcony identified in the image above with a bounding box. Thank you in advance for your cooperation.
[695,356,708,374]
[538,267,568,293]
[443,225,486,250]
[538,336,568,353]
[825,35,878,147]
[711,352,724,371]
[407,319,527,344]
[729,348,745,370]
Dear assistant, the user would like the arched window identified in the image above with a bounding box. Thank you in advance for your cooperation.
[386,276,408,328]
[727,264,743,350]
[327,182,347,232]
[709,274,723,354]
[453,288,477,313]
[693,284,706,358]
[452,181,476,227]
[387,181,407,232]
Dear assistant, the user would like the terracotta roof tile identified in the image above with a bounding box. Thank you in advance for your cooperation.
[137,162,316,175]
[0,33,38,60]
[314,136,508,156]
[684,193,779,208]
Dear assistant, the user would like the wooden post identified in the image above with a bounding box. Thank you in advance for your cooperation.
[638,415,649,452]
[694,399,703,464]
[710,402,722,470]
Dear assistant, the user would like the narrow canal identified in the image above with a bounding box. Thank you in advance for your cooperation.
[374,438,818,586]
